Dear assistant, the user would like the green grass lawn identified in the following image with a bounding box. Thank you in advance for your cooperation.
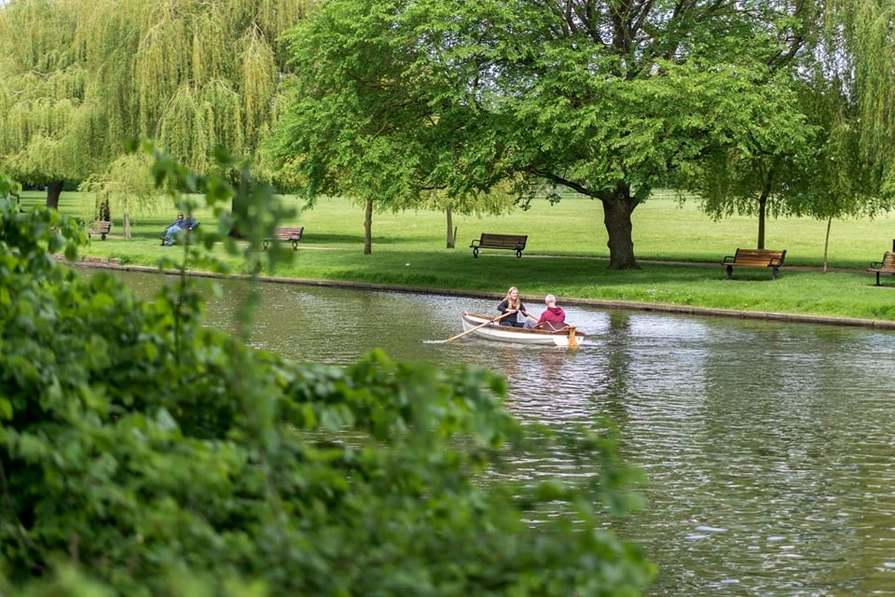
[19,190,895,322]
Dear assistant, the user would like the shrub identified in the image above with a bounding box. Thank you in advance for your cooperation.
[0,163,653,595]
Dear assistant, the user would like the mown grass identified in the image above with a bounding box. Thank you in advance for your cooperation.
[19,190,895,321]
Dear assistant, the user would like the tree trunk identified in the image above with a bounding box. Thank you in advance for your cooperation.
[363,198,373,255]
[229,192,249,238]
[757,189,768,249]
[96,197,110,221]
[123,211,131,240]
[46,181,63,210]
[445,206,455,249]
[601,186,639,269]
[823,216,832,273]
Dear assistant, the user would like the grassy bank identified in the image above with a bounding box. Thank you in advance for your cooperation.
[20,190,895,322]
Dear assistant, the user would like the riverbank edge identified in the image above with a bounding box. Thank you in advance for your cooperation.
[69,259,895,331]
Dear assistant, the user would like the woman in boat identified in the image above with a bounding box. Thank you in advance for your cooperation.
[496,286,534,328]
[533,294,567,331]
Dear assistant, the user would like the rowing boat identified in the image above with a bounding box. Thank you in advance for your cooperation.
[461,312,584,347]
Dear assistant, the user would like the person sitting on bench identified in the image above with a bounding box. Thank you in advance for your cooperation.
[163,213,198,246]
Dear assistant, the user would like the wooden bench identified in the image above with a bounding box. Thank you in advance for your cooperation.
[88,220,112,241]
[264,226,304,250]
[722,248,786,279]
[868,251,895,286]
[470,233,527,258]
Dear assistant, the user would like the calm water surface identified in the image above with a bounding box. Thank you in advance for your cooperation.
[111,270,895,595]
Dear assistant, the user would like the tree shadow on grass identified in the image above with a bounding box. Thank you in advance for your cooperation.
[303,233,428,246]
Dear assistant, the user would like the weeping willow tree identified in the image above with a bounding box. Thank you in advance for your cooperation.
[86,0,309,221]
[79,154,161,239]
[427,187,517,249]
[0,0,104,208]
[0,0,309,210]
[827,0,895,194]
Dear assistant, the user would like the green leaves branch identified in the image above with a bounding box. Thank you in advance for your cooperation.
[0,159,653,595]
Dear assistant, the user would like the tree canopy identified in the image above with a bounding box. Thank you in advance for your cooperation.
[0,0,101,207]
[277,0,818,268]
[0,0,309,208]
[694,1,895,249]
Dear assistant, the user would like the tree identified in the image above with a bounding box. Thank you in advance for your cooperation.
[0,0,309,211]
[0,0,102,208]
[427,187,516,249]
[699,1,895,256]
[277,0,811,269]
[825,0,895,195]
[696,73,818,249]
[787,10,895,270]
[79,154,161,239]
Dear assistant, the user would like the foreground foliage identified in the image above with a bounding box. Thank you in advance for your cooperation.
[0,168,653,594]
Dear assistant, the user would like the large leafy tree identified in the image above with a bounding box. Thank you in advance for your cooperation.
[278,0,811,268]
[0,0,102,208]
[699,0,895,256]
[0,0,308,210]
[694,1,893,252]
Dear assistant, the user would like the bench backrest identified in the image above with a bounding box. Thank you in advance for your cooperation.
[733,248,786,266]
[479,233,527,248]
[91,221,111,232]
[273,226,303,240]
[880,251,895,270]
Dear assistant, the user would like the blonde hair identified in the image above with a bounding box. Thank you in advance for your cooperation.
[503,286,521,309]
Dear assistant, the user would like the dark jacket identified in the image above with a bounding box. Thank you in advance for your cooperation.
[496,299,528,327]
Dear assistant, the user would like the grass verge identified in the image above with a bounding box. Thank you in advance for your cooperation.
[21,191,895,322]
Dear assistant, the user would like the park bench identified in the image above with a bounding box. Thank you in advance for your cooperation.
[88,220,112,241]
[470,233,528,258]
[722,248,786,279]
[868,251,895,286]
[264,226,304,250]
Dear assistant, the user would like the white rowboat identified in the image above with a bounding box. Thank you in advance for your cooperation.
[461,312,584,347]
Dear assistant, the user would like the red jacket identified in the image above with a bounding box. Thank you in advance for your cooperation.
[537,306,566,329]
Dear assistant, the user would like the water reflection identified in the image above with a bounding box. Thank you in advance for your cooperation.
[100,269,895,595]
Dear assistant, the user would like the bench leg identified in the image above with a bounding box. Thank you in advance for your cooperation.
[472,247,479,258]
[515,249,522,258]
[263,240,270,251]
[725,265,732,279]
[772,267,779,280]
[877,271,881,286]
[292,240,298,250]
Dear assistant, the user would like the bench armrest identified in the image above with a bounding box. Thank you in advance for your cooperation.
[871,261,882,268]
[470,239,480,248]
[769,258,782,267]
[722,256,735,264]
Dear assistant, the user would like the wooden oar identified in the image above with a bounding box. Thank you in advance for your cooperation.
[566,325,579,349]
[423,311,514,344]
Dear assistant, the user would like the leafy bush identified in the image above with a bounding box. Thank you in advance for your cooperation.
[0,164,653,595]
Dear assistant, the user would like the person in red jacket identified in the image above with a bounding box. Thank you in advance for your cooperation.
[533,294,567,330]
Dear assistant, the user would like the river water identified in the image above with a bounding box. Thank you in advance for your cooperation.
[110,270,895,595]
